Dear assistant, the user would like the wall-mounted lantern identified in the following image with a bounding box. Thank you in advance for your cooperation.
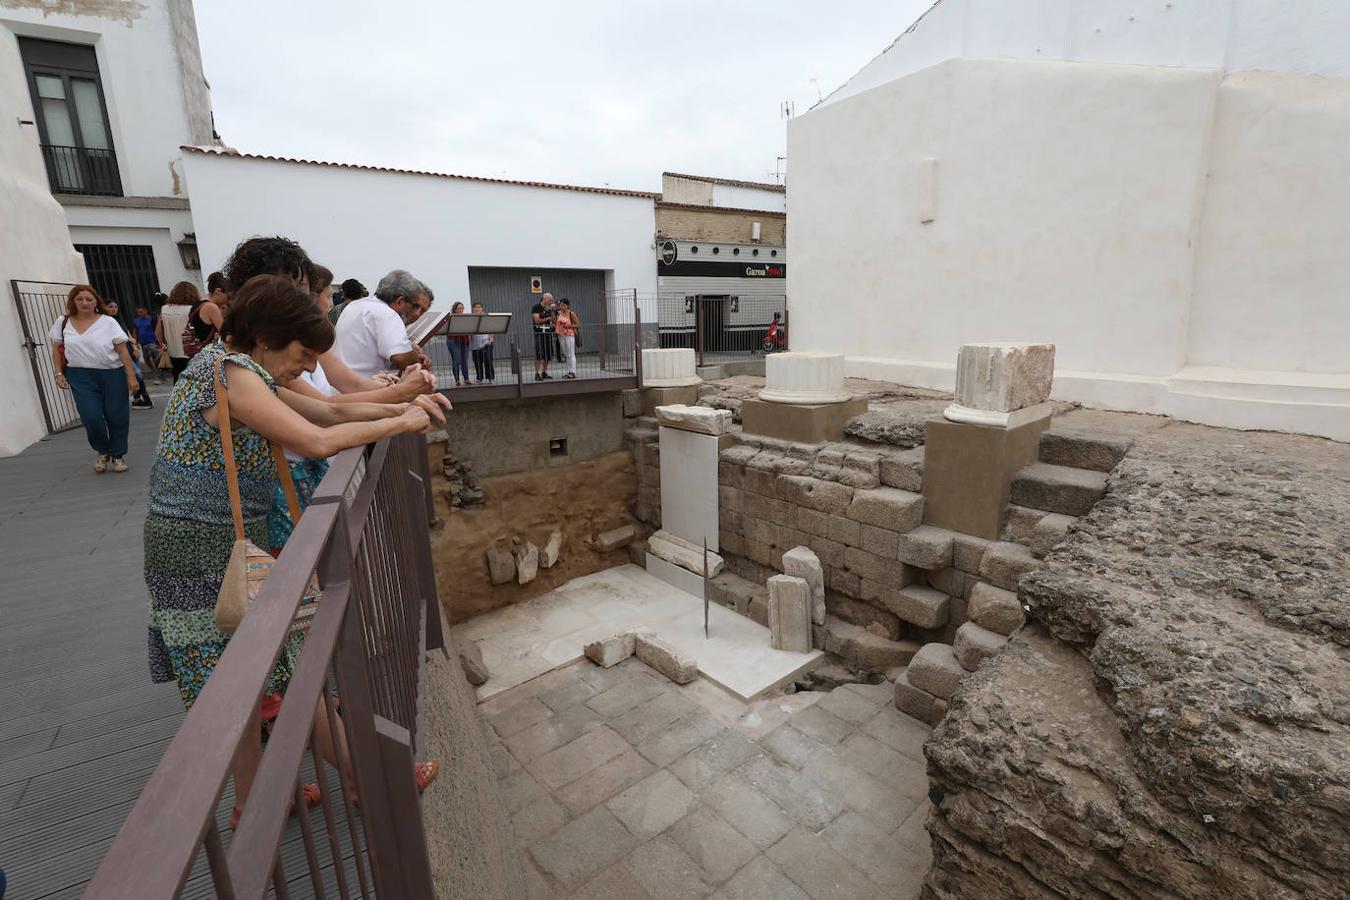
[177,233,201,270]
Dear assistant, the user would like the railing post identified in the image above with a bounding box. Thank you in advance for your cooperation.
[376,717,436,898]
[511,338,524,398]
[598,289,609,372]
[694,295,705,367]
[783,297,790,352]
[635,302,644,389]
[405,434,445,656]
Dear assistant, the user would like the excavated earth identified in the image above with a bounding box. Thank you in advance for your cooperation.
[923,411,1350,899]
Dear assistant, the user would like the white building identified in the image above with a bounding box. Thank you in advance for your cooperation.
[180,147,658,345]
[2,0,214,312]
[788,0,1350,442]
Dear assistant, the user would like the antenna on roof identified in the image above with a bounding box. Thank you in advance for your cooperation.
[780,100,794,120]
[767,156,786,184]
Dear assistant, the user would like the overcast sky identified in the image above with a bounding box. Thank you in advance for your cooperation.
[194,1,932,193]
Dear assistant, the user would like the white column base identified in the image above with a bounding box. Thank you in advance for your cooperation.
[943,401,1054,429]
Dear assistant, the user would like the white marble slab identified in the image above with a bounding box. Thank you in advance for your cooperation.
[455,564,823,703]
[658,426,720,552]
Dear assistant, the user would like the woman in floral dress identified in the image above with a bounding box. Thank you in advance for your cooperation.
[144,274,431,818]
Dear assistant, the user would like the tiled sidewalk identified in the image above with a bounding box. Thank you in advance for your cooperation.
[481,658,933,899]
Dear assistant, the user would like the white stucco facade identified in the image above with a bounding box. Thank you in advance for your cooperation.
[0,34,87,456]
[1,0,214,299]
[180,149,658,318]
[789,2,1350,441]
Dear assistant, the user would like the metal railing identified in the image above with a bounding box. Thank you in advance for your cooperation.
[39,143,123,197]
[85,432,444,898]
[643,291,788,366]
[11,279,81,434]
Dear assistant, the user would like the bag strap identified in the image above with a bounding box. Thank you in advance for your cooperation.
[215,357,305,544]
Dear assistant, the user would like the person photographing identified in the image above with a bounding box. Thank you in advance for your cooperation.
[531,292,557,380]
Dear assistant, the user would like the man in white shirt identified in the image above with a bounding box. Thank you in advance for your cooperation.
[334,269,430,379]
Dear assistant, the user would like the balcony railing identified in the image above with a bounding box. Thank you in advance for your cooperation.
[40,143,122,197]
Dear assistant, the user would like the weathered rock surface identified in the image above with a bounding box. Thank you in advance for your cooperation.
[907,643,964,701]
[782,545,826,625]
[486,541,516,585]
[539,529,563,569]
[513,541,539,585]
[924,416,1350,899]
[595,524,638,552]
[635,632,697,684]
[459,639,489,686]
[967,582,1024,636]
[654,403,733,434]
[952,622,1006,672]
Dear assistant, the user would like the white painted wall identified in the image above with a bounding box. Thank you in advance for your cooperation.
[1,0,213,200]
[0,36,86,457]
[710,183,786,213]
[789,56,1350,441]
[824,0,1350,108]
[180,151,657,320]
[65,206,200,296]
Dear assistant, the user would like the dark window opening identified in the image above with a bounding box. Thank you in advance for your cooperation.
[733,247,740,255]
[690,246,699,254]
[549,437,568,457]
[19,37,121,197]
[74,244,161,329]
[712,247,720,255]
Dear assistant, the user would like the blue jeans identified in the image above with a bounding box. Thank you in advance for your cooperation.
[447,340,470,383]
[66,366,131,457]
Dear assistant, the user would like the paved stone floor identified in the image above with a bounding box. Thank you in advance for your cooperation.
[482,658,933,899]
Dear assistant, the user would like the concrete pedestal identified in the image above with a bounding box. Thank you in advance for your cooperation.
[922,414,1049,540]
[740,396,867,444]
[642,384,700,415]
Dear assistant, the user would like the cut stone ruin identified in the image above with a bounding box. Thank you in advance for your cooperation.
[740,351,868,444]
[583,628,697,684]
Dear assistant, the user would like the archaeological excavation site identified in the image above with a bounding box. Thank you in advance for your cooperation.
[421,345,1350,899]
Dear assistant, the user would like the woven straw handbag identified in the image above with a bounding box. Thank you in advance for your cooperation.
[213,357,320,636]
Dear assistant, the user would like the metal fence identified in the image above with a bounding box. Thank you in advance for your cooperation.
[11,279,81,434]
[639,291,787,366]
[423,292,639,385]
[85,432,443,898]
[40,143,123,197]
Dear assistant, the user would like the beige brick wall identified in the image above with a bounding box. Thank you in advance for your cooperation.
[656,204,786,245]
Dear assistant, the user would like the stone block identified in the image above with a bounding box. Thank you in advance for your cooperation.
[887,584,951,629]
[879,446,925,492]
[968,582,1025,635]
[717,460,743,490]
[824,514,862,548]
[953,342,1055,413]
[895,524,954,570]
[528,806,637,887]
[893,668,937,723]
[845,487,924,532]
[486,541,516,585]
[979,541,1039,592]
[459,639,489,686]
[1010,462,1108,517]
[948,592,969,628]
[1031,511,1076,558]
[1001,504,1045,545]
[515,541,539,584]
[805,534,846,569]
[540,529,563,569]
[926,567,967,599]
[819,615,920,671]
[825,592,901,640]
[907,642,965,701]
[952,534,992,574]
[953,621,1008,672]
[779,475,855,514]
[795,505,827,537]
[648,529,724,577]
[859,524,901,558]
[596,524,638,552]
[621,388,643,418]
[922,415,1048,540]
[740,395,869,444]
[825,567,862,598]
[655,403,733,435]
[843,546,888,582]
[627,539,648,566]
[743,465,779,497]
[585,631,637,668]
[768,575,813,652]
[1038,428,1131,473]
[635,633,698,684]
[782,545,826,626]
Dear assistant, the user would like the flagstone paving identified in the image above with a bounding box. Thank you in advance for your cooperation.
[481,657,934,899]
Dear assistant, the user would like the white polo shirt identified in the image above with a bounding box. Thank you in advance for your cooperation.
[49,314,128,369]
[333,298,412,379]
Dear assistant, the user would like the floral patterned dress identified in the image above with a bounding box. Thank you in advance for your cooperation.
[144,343,303,708]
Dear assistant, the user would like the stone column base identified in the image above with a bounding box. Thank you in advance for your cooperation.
[921,414,1049,540]
[642,385,700,416]
[740,396,868,445]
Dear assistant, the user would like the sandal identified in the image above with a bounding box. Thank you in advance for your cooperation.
[348,761,437,810]
[229,782,321,830]
[93,454,109,474]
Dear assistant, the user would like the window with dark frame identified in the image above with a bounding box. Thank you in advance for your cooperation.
[18,37,122,197]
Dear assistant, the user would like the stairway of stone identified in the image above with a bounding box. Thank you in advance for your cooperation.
[1008,426,1130,517]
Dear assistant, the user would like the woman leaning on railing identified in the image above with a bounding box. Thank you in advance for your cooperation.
[143,274,437,828]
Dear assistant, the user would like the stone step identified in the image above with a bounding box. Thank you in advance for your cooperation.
[815,615,921,672]
[707,571,768,625]
[1009,462,1107,517]
[1038,428,1131,472]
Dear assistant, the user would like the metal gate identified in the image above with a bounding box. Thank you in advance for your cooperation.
[11,279,81,434]
[74,242,162,331]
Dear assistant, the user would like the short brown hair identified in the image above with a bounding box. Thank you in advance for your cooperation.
[206,271,227,294]
[65,284,102,317]
[168,281,201,306]
[311,264,334,295]
[222,275,334,354]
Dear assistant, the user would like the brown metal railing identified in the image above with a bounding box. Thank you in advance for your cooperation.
[11,279,82,435]
[84,431,444,898]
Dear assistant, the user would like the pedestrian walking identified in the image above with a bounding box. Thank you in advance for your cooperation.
[49,284,137,473]
[156,281,199,380]
[470,301,495,383]
[446,301,471,386]
[144,274,438,826]
[556,297,579,379]
[99,297,154,408]
[131,304,165,383]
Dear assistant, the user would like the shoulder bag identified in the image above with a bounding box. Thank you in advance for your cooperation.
[213,357,320,635]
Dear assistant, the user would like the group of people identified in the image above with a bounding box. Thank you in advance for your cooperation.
[50,235,455,823]
[530,291,581,381]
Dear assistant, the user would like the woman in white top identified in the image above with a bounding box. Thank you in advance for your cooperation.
[155,280,198,382]
[50,284,139,473]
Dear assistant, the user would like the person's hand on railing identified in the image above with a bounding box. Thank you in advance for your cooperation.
[411,392,452,424]
[372,371,400,386]
[398,403,432,434]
